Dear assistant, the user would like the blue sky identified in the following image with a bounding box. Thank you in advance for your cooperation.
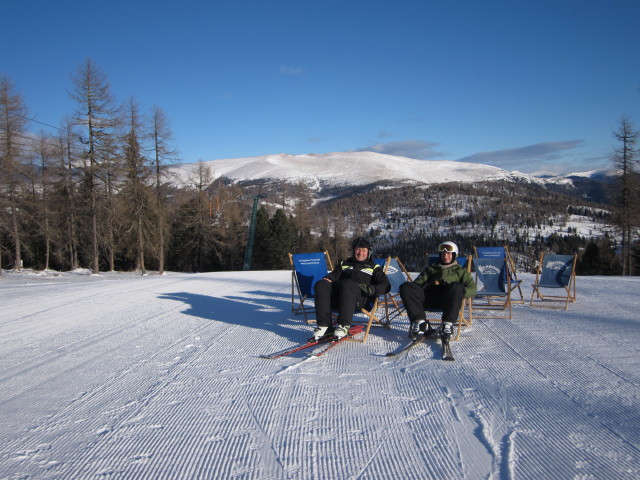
[2,0,639,174]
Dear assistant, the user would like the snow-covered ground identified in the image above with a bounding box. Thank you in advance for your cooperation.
[1,269,638,479]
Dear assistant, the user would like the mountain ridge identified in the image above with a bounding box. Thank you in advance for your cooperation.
[169,151,555,188]
[171,151,613,185]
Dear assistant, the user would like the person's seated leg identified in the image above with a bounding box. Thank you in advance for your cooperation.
[314,279,333,328]
[439,282,465,341]
[333,279,362,336]
[440,282,465,323]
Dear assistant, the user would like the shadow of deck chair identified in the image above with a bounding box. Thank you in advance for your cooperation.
[474,245,524,303]
[529,253,577,309]
[377,256,413,324]
[423,255,473,341]
[290,251,333,324]
[471,256,513,320]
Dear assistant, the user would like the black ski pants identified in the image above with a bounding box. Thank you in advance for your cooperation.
[400,281,466,324]
[314,278,368,327]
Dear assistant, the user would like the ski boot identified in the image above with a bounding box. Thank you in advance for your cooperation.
[409,320,426,340]
[440,322,453,343]
[309,326,328,342]
[333,324,350,340]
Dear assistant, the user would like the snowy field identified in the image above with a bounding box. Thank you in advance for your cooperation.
[0,269,638,479]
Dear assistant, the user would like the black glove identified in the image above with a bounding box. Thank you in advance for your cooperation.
[428,272,447,287]
[359,284,376,296]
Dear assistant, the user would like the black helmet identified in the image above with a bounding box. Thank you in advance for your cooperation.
[351,237,371,252]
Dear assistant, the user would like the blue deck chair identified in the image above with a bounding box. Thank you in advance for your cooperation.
[290,251,333,324]
[529,253,577,309]
[423,255,473,341]
[474,245,524,303]
[373,257,387,269]
[377,256,413,324]
[471,257,512,320]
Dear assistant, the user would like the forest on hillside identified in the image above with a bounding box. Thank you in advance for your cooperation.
[307,180,629,274]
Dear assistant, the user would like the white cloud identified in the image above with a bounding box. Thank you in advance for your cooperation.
[279,65,303,75]
[456,140,588,173]
[354,139,446,160]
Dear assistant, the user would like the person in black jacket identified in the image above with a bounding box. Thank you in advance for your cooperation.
[311,237,390,340]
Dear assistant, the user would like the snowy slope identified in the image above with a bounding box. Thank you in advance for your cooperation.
[169,151,523,189]
[1,269,638,479]
[167,151,615,190]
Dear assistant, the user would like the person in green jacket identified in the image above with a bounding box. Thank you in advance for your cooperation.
[399,241,477,341]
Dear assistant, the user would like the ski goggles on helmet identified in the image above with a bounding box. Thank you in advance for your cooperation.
[438,243,456,253]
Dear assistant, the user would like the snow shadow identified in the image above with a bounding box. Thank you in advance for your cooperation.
[158,289,306,343]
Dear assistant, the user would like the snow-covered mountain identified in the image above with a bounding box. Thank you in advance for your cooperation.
[169,151,537,190]
[536,168,616,184]
[166,152,617,209]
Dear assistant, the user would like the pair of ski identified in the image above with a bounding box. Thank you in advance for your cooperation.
[385,331,455,361]
[261,325,364,359]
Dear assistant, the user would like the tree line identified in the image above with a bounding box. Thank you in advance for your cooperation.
[0,60,344,274]
[1,60,250,274]
[1,62,638,275]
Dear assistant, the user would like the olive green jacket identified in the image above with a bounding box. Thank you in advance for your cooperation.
[413,262,477,298]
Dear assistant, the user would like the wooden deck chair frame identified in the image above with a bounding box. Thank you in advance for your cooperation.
[289,251,333,324]
[341,295,386,344]
[377,256,413,324]
[529,253,577,309]
[471,256,513,320]
[330,290,386,344]
[473,245,524,303]
[423,255,473,341]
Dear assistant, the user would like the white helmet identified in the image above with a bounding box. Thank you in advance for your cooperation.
[438,241,459,260]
